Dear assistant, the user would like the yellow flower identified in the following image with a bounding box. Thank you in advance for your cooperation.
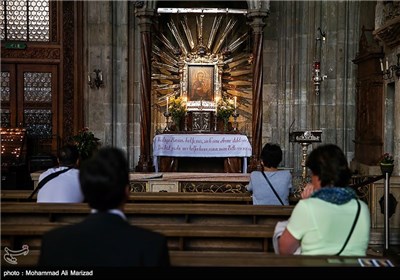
[168,96,186,122]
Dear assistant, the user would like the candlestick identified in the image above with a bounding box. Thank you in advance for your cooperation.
[232,111,239,131]
[163,110,171,132]
[211,112,216,131]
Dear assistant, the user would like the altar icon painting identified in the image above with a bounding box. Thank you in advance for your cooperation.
[188,65,214,101]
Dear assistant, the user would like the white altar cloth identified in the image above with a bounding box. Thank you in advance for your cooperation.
[153,134,252,173]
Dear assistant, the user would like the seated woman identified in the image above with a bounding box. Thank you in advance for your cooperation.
[246,143,292,205]
[278,144,370,256]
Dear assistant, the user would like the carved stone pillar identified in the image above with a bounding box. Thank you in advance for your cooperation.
[247,8,269,172]
[373,2,400,176]
[135,4,155,172]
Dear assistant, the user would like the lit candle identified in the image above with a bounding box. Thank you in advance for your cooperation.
[166,97,169,113]
[183,96,187,110]
[380,59,384,72]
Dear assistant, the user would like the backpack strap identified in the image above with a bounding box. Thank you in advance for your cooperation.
[260,171,284,205]
[336,199,361,256]
[28,168,72,200]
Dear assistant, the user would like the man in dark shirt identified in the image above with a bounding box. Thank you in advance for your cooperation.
[38,147,170,267]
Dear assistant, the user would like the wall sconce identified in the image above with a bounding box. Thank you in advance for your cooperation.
[88,69,104,89]
[380,54,400,80]
[313,28,327,95]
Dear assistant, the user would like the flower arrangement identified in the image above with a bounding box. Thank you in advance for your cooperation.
[379,153,394,165]
[68,127,101,160]
[216,97,235,120]
[168,96,186,123]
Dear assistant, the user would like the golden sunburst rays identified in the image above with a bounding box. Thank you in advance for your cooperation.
[181,15,195,50]
[212,18,237,54]
[196,14,204,47]
[152,13,253,121]
[168,20,189,55]
[207,16,223,50]
[222,51,252,119]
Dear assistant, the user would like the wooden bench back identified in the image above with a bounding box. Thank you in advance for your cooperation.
[1,202,293,225]
[2,202,293,253]
[1,222,276,252]
[2,249,395,267]
[1,190,253,204]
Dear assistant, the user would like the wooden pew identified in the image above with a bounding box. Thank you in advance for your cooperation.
[1,190,36,201]
[2,223,275,252]
[2,202,291,253]
[169,251,384,267]
[1,190,253,204]
[1,202,293,225]
[2,250,396,267]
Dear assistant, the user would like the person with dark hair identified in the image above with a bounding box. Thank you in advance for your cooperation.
[246,143,292,205]
[38,147,170,267]
[278,144,370,256]
[37,144,83,203]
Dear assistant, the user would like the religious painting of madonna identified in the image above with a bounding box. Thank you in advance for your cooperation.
[188,65,214,102]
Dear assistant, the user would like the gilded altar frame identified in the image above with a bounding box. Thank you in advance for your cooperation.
[182,58,223,111]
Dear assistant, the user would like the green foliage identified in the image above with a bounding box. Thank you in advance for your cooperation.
[216,97,235,120]
[379,153,394,164]
[69,127,101,160]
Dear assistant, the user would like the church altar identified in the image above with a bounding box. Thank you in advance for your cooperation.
[153,133,252,173]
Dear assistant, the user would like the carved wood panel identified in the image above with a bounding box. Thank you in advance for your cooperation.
[353,53,384,165]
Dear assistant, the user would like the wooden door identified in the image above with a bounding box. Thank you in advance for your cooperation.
[1,63,59,156]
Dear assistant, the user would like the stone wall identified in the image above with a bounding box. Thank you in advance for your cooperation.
[83,1,399,176]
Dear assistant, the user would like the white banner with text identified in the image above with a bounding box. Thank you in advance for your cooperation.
[153,134,252,172]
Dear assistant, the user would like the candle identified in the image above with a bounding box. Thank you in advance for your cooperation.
[166,97,169,113]
[99,71,103,81]
[380,59,384,72]
[234,96,237,109]
[386,58,389,71]
[88,74,91,83]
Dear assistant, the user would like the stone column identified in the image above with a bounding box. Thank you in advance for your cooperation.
[394,78,400,176]
[134,3,155,172]
[247,6,269,172]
